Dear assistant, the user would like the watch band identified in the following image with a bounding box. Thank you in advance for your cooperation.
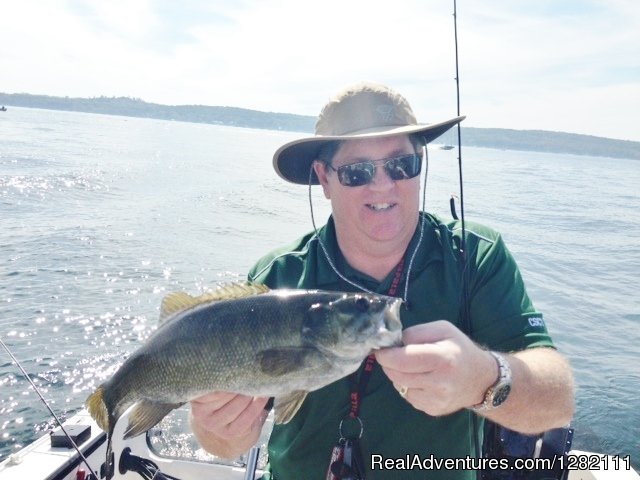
[471,351,512,412]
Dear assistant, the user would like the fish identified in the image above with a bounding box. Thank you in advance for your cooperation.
[86,282,403,446]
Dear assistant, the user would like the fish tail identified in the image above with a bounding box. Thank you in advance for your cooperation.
[86,385,110,432]
[86,386,117,477]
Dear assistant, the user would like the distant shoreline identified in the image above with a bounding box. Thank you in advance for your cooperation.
[2,92,639,161]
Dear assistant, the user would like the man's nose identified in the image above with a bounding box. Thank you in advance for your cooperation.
[368,164,394,190]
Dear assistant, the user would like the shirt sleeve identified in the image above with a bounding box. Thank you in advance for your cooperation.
[467,230,554,352]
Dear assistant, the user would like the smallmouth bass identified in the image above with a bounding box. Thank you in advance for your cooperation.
[86,283,403,447]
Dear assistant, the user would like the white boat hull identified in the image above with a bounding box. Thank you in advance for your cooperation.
[1,409,637,480]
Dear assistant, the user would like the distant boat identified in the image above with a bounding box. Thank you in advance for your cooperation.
[438,127,456,149]
[0,106,7,112]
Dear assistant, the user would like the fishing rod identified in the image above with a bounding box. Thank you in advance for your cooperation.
[1,336,197,480]
[0,336,98,477]
[2,336,264,479]
[451,2,470,329]
[451,1,482,477]
[453,0,467,252]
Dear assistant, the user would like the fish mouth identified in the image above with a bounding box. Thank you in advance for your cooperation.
[378,297,403,347]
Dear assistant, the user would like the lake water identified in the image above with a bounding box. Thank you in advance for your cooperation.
[1,107,638,469]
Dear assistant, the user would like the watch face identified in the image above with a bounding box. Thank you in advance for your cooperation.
[492,385,511,407]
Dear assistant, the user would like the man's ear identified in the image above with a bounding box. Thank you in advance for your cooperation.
[313,160,331,199]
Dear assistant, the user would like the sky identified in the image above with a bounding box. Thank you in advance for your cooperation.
[2,0,639,141]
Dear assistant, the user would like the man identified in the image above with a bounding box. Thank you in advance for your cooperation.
[190,82,574,479]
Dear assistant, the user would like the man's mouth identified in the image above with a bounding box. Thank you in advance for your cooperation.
[366,203,396,211]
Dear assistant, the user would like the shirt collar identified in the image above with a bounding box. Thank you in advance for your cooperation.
[314,213,444,292]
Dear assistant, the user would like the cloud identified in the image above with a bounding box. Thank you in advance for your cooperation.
[68,0,160,39]
[1,0,638,140]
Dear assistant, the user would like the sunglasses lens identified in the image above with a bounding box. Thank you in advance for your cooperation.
[337,163,374,187]
[334,154,421,187]
[385,155,421,180]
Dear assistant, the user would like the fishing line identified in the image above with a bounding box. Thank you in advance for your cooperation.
[0,336,98,476]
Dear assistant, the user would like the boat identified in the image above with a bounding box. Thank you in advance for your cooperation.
[0,408,266,480]
[0,106,7,112]
[0,407,637,480]
[437,126,456,150]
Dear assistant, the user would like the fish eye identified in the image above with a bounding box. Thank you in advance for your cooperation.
[355,297,369,312]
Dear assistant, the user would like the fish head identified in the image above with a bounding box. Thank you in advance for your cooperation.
[302,293,403,359]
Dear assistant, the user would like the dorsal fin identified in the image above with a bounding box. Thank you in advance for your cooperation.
[159,292,199,323]
[159,282,270,324]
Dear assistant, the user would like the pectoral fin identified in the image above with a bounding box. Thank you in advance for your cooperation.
[123,400,184,438]
[257,347,325,377]
[274,391,308,424]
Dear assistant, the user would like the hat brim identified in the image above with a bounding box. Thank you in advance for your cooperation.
[273,115,465,185]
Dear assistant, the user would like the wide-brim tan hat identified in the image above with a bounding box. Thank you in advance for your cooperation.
[273,81,465,184]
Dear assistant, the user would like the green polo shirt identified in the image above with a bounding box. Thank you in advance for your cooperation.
[248,213,553,480]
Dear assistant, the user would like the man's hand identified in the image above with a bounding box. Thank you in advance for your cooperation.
[190,392,270,458]
[376,320,574,433]
[375,320,496,415]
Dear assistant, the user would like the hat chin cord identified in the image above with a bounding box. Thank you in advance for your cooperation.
[307,143,430,305]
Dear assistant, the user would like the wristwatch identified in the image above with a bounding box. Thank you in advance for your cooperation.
[471,351,512,411]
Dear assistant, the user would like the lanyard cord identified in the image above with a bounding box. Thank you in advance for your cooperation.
[308,145,429,305]
[348,258,405,420]
[307,144,429,441]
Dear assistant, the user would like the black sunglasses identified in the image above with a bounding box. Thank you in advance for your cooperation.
[325,153,422,187]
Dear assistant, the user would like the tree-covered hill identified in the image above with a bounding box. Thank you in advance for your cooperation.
[2,92,638,161]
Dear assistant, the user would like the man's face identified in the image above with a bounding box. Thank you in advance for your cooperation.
[314,134,421,248]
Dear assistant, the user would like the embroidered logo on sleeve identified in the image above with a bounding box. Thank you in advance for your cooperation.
[528,316,545,327]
